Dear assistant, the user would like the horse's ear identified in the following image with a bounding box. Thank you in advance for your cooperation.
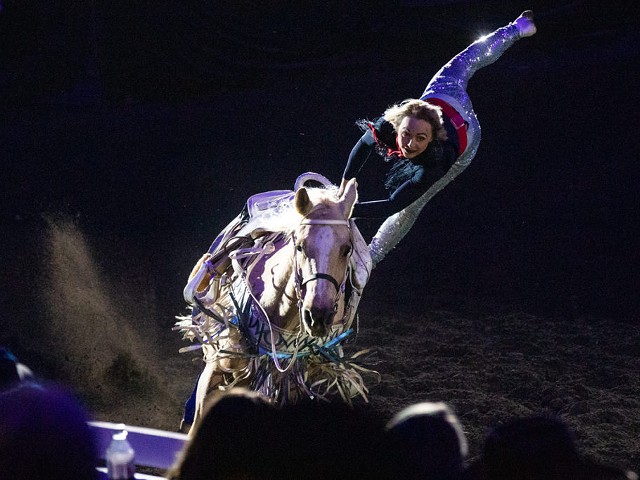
[294,187,313,216]
[340,178,358,218]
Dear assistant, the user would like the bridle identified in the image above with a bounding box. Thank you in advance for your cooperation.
[243,215,353,374]
[292,217,353,317]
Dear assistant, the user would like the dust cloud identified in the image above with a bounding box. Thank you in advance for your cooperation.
[39,215,192,429]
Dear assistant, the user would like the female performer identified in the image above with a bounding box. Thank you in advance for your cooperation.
[340,11,537,266]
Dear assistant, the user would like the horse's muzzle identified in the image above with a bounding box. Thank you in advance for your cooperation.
[302,306,335,337]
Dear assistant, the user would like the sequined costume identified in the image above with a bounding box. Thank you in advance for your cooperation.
[347,18,531,266]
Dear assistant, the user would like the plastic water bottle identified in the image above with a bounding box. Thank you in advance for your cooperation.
[106,429,135,480]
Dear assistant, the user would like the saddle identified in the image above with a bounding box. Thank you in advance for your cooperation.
[183,173,372,312]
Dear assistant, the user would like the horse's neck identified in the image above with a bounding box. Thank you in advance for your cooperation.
[258,242,299,330]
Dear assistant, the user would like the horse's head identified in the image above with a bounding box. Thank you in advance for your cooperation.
[292,179,358,337]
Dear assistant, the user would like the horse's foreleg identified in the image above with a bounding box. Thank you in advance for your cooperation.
[188,360,224,436]
[189,329,251,435]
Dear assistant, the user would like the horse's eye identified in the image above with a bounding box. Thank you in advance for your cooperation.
[296,244,304,253]
[342,245,352,257]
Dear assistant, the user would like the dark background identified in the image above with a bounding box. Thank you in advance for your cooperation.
[1,0,639,470]
[1,0,638,320]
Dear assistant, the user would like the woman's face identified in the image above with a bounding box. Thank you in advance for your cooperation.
[396,116,433,159]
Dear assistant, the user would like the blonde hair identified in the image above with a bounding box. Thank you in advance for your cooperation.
[383,99,447,142]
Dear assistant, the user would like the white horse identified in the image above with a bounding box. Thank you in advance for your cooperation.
[176,174,375,432]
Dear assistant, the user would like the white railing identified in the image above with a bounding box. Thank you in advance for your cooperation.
[89,421,188,479]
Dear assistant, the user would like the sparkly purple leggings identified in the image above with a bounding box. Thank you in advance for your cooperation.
[370,21,523,266]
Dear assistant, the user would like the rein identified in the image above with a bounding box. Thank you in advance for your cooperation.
[301,273,340,292]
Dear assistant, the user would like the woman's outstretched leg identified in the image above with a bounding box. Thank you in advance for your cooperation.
[369,12,536,266]
[423,10,536,98]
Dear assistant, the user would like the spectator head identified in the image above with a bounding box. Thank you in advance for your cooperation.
[167,387,274,480]
[481,415,580,479]
[385,401,468,480]
[0,382,98,480]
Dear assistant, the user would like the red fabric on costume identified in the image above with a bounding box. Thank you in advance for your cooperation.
[426,97,468,155]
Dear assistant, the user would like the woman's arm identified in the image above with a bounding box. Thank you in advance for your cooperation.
[352,163,447,218]
[351,179,423,218]
[342,129,376,182]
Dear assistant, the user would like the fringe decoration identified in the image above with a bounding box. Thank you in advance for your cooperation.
[175,313,380,405]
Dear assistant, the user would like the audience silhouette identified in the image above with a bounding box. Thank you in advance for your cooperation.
[386,401,468,480]
[167,388,274,480]
[463,415,637,480]
[168,388,397,480]
[0,382,99,480]
[1,345,636,480]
